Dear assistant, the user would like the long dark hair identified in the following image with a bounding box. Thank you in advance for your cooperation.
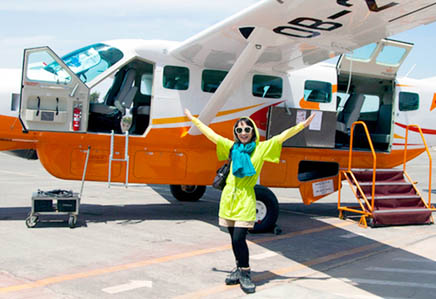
[233,118,257,143]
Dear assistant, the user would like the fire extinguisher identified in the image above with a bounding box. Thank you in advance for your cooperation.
[73,104,82,131]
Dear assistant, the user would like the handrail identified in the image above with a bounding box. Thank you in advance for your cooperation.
[403,124,433,207]
[349,121,377,211]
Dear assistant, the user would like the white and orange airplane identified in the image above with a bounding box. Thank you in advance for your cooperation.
[1,0,436,230]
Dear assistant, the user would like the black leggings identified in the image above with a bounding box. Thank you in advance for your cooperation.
[228,227,249,268]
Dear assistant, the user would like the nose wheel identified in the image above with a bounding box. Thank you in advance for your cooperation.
[170,185,206,201]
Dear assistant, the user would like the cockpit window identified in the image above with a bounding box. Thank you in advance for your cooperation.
[46,43,123,83]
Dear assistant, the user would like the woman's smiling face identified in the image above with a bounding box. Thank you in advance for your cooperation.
[235,120,254,144]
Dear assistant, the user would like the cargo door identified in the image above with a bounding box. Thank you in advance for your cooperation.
[337,38,413,80]
[20,47,90,132]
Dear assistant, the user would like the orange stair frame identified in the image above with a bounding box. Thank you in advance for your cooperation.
[337,122,435,227]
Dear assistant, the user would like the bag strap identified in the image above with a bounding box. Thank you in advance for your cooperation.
[228,144,234,162]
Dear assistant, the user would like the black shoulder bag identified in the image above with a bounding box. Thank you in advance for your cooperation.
[212,145,233,190]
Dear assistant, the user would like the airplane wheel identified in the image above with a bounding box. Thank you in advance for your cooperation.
[25,215,38,228]
[170,185,206,201]
[252,186,279,233]
[68,216,77,228]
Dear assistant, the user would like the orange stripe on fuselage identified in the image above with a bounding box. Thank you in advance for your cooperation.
[299,98,320,110]
[151,104,263,125]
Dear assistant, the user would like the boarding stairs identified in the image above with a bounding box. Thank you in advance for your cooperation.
[338,122,435,227]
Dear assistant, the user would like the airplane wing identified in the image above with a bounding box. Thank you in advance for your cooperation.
[170,0,436,72]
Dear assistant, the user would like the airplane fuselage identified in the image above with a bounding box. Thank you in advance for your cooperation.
[1,39,435,204]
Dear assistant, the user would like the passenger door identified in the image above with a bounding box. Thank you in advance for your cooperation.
[20,47,90,132]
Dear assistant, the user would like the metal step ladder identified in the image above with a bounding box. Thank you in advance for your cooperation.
[108,130,130,188]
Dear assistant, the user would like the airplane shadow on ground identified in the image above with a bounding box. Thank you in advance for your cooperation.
[1,185,435,298]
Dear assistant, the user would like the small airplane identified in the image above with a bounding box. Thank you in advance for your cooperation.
[1,0,436,231]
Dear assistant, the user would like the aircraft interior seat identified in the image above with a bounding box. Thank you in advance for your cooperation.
[89,103,119,114]
[336,93,366,133]
[370,104,392,144]
[90,68,137,116]
[129,105,150,135]
[113,68,138,115]
[88,68,138,133]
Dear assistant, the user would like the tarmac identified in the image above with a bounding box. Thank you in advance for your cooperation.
[0,150,435,299]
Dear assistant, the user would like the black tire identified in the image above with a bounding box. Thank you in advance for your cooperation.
[252,185,279,233]
[25,215,38,228]
[170,185,206,201]
[68,216,77,228]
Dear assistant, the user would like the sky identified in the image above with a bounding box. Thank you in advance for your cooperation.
[1,0,436,79]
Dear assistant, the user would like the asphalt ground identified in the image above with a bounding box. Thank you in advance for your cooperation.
[0,150,435,299]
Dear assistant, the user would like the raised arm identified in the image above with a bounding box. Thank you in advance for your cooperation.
[276,113,315,144]
[185,109,222,144]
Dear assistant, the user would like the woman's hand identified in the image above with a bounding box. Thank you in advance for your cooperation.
[184,108,193,121]
[301,113,315,128]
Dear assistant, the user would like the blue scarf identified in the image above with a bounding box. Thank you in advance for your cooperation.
[232,142,256,178]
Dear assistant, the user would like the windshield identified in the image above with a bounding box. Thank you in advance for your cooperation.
[45,43,123,83]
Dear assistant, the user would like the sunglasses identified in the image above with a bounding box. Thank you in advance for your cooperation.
[235,127,253,134]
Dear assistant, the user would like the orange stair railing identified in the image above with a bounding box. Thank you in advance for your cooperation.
[403,124,434,210]
[338,121,377,227]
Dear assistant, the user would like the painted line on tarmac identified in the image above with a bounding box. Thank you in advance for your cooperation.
[102,280,152,294]
[251,251,278,260]
[340,232,366,239]
[0,170,39,177]
[0,221,352,295]
[365,266,436,275]
[393,257,436,263]
[333,293,406,299]
[346,278,436,290]
[175,241,386,299]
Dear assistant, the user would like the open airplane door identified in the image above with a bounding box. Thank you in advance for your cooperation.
[20,47,90,132]
[336,38,413,151]
[337,38,413,80]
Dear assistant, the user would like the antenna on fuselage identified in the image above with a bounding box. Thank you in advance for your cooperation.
[404,64,416,78]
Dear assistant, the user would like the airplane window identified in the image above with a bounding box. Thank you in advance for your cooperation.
[163,66,189,90]
[26,50,72,84]
[304,80,331,103]
[345,43,377,61]
[376,45,407,67]
[399,92,419,111]
[252,75,282,99]
[202,69,228,93]
[140,74,153,96]
[44,43,123,84]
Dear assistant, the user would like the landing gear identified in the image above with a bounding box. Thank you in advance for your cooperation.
[252,186,279,233]
[25,215,39,228]
[68,215,78,228]
[170,185,206,201]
